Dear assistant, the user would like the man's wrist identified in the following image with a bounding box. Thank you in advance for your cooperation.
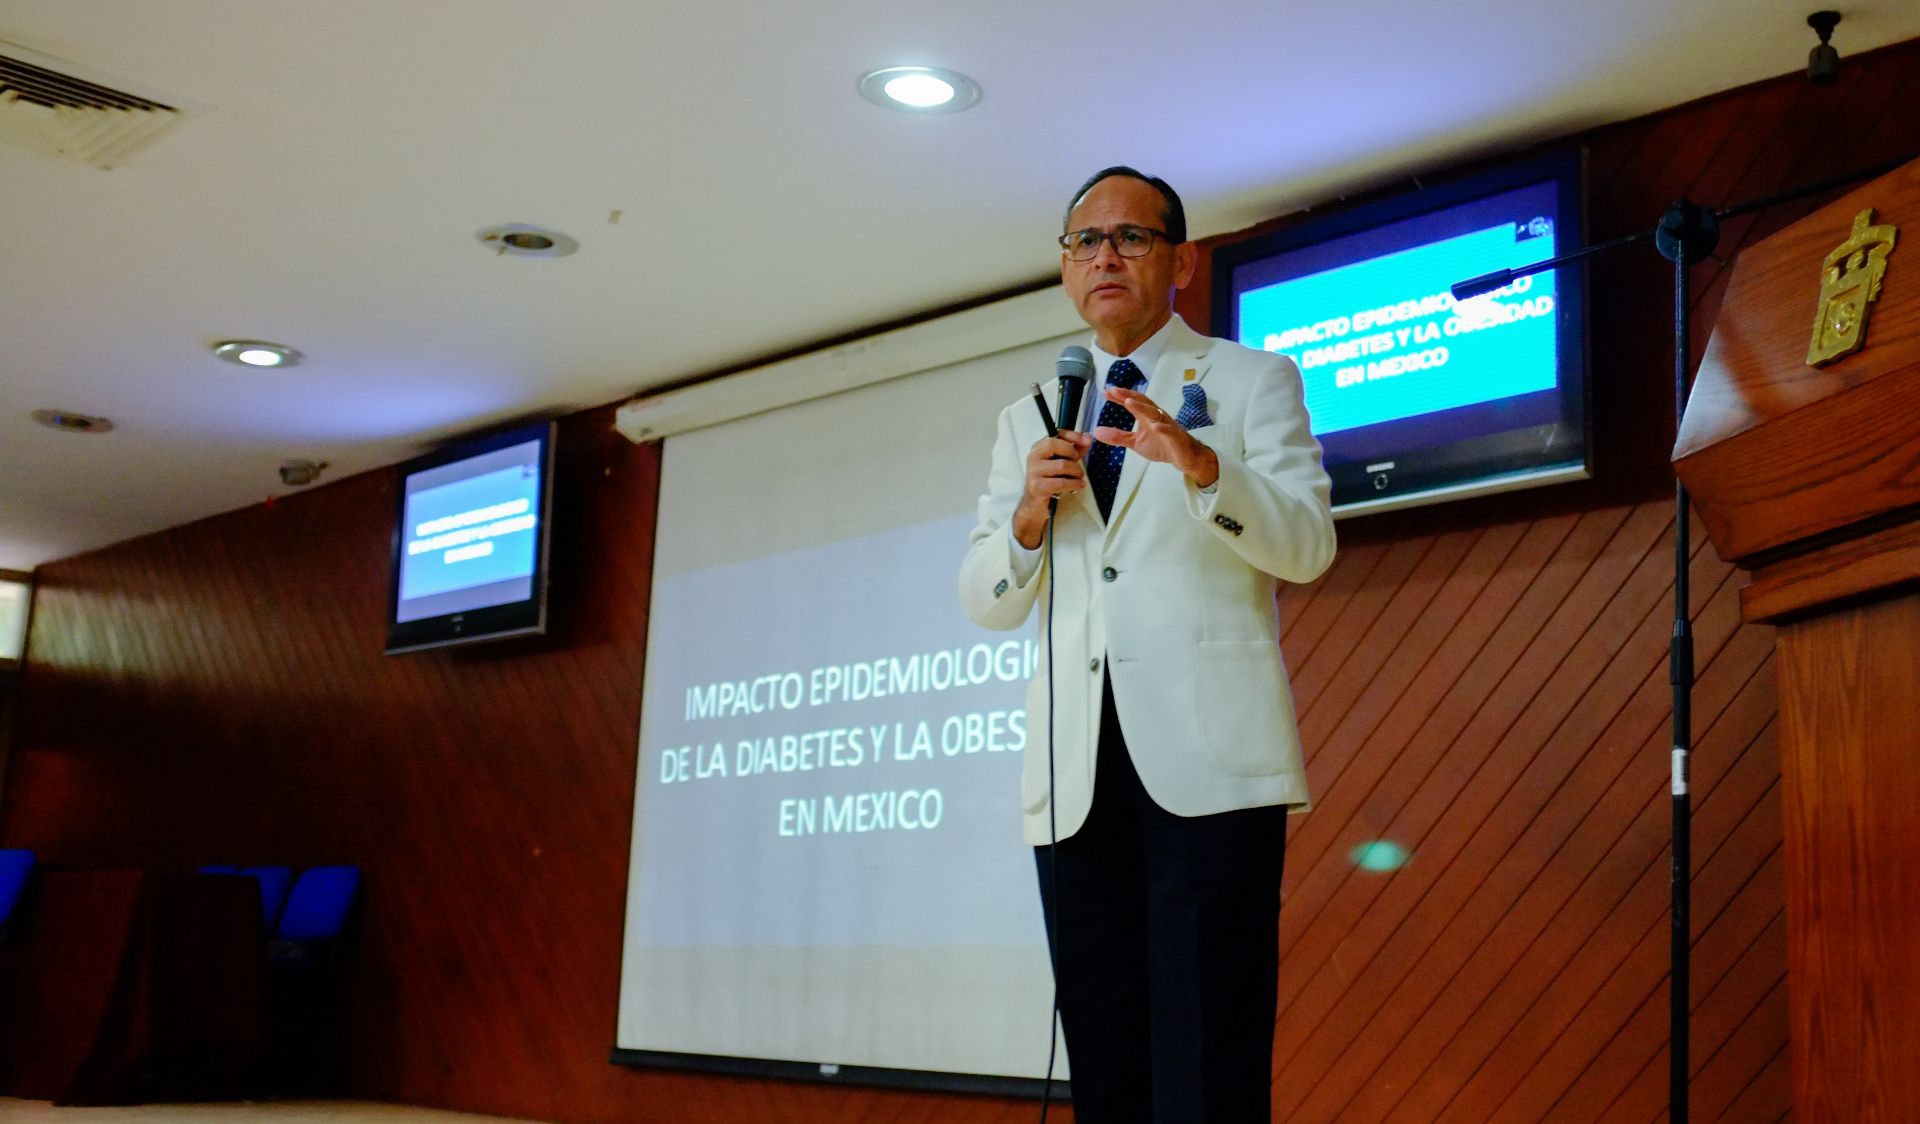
[1012,497,1048,549]
[1182,443,1220,489]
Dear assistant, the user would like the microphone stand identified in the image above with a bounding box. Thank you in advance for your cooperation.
[1451,151,1913,1124]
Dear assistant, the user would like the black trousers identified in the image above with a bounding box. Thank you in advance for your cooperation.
[1035,677,1288,1124]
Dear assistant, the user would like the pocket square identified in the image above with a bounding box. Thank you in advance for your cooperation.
[1176,384,1213,430]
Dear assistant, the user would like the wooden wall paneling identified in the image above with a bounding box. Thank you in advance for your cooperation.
[1286,535,1444,724]
[1272,510,1606,994]
[1541,786,1784,1124]
[1502,699,1782,1123]
[1334,573,1771,1123]
[1777,592,1920,1124]
[1282,503,1665,990]
[1280,539,1395,673]
[1474,738,1785,1124]
[1685,50,1920,359]
[1275,515,1573,947]
[1566,687,1774,1114]
[1274,519,1564,1078]
[1274,507,1681,1114]
[1291,526,1491,796]
[1274,515,1734,1122]
[1682,46,1917,361]
[1684,732,1787,987]
[1680,919,1791,1122]
[1584,856,1789,1124]
[1581,111,1657,189]
[1595,946,1789,1124]
[1374,549,1758,1114]
[1715,1041,1791,1124]
[1689,49,1912,274]
[1591,98,1742,245]
[1591,52,1913,506]
[1611,67,1789,215]
[1273,507,1656,1094]
[1292,508,1625,888]
[1293,521,1535,836]
[1636,95,1753,210]
[1274,573,1319,645]
[1741,518,1920,623]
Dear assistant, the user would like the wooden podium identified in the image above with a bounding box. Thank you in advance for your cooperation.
[1675,158,1920,1123]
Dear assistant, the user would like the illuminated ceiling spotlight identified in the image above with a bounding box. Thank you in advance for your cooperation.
[1349,840,1410,872]
[856,66,982,114]
[212,339,303,368]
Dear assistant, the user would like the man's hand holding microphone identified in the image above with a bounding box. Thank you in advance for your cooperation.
[1012,347,1095,550]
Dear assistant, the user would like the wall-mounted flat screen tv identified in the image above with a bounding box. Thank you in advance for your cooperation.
[385,420,555,654]
[1212,147,1588,517]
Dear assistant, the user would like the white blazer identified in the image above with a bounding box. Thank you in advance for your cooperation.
[960,316,1336,844]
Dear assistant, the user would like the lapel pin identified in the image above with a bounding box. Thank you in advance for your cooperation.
[1183,368,1197,381]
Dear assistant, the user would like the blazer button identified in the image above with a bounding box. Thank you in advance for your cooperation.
[1101,566,1117,582]
[1088,658,1101,673]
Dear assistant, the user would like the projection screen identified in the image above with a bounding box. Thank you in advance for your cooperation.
[616,286,1091,1089]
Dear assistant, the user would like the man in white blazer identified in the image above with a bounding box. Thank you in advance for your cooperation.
[959,167,1335,1122]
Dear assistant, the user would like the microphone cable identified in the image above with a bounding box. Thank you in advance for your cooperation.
[1038,494,1061,1124]
[1027,346,1087,1122]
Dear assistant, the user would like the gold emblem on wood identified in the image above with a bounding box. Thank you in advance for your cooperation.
[1808,208,1898,367]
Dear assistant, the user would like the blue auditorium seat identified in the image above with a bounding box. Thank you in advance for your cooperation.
[242,865,294,931]
[197,864,240,875]
[0,848,34,934]
[264,865,362,1095]
[275,865,361,945]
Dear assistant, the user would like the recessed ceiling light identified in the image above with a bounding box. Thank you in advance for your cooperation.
[477,223,579,258]
[212,340,303,368]
[31,408,114,434]
[857,66,981,114]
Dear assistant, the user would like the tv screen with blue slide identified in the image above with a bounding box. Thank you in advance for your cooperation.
[1213,148,1588,516]
[385,420,555,654]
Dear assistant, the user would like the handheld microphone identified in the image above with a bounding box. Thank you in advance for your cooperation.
[1054,346,1092,435]
[1036,346,1094,522]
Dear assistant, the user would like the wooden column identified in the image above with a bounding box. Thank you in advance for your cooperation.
[1675,158,1920,1123]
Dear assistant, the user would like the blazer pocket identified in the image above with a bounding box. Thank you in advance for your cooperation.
[1193,639,1295,777]
[1184,419,1241,461]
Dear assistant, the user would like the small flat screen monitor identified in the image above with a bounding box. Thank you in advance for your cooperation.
[385,421,555,654]
[1212,148,1588,517]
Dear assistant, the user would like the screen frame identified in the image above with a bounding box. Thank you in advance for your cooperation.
[609,1047,1058,1100]
[383,419,556,655]
[1209,146,1590,518]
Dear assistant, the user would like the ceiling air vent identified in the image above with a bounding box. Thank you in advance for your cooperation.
[0,40,196,169]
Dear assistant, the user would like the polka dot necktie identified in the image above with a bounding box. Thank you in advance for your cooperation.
[1088,358,1144,520]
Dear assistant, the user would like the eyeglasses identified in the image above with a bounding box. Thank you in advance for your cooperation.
[1058,224,1170,261]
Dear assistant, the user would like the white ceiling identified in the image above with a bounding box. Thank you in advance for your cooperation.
[2,1,1915,570]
